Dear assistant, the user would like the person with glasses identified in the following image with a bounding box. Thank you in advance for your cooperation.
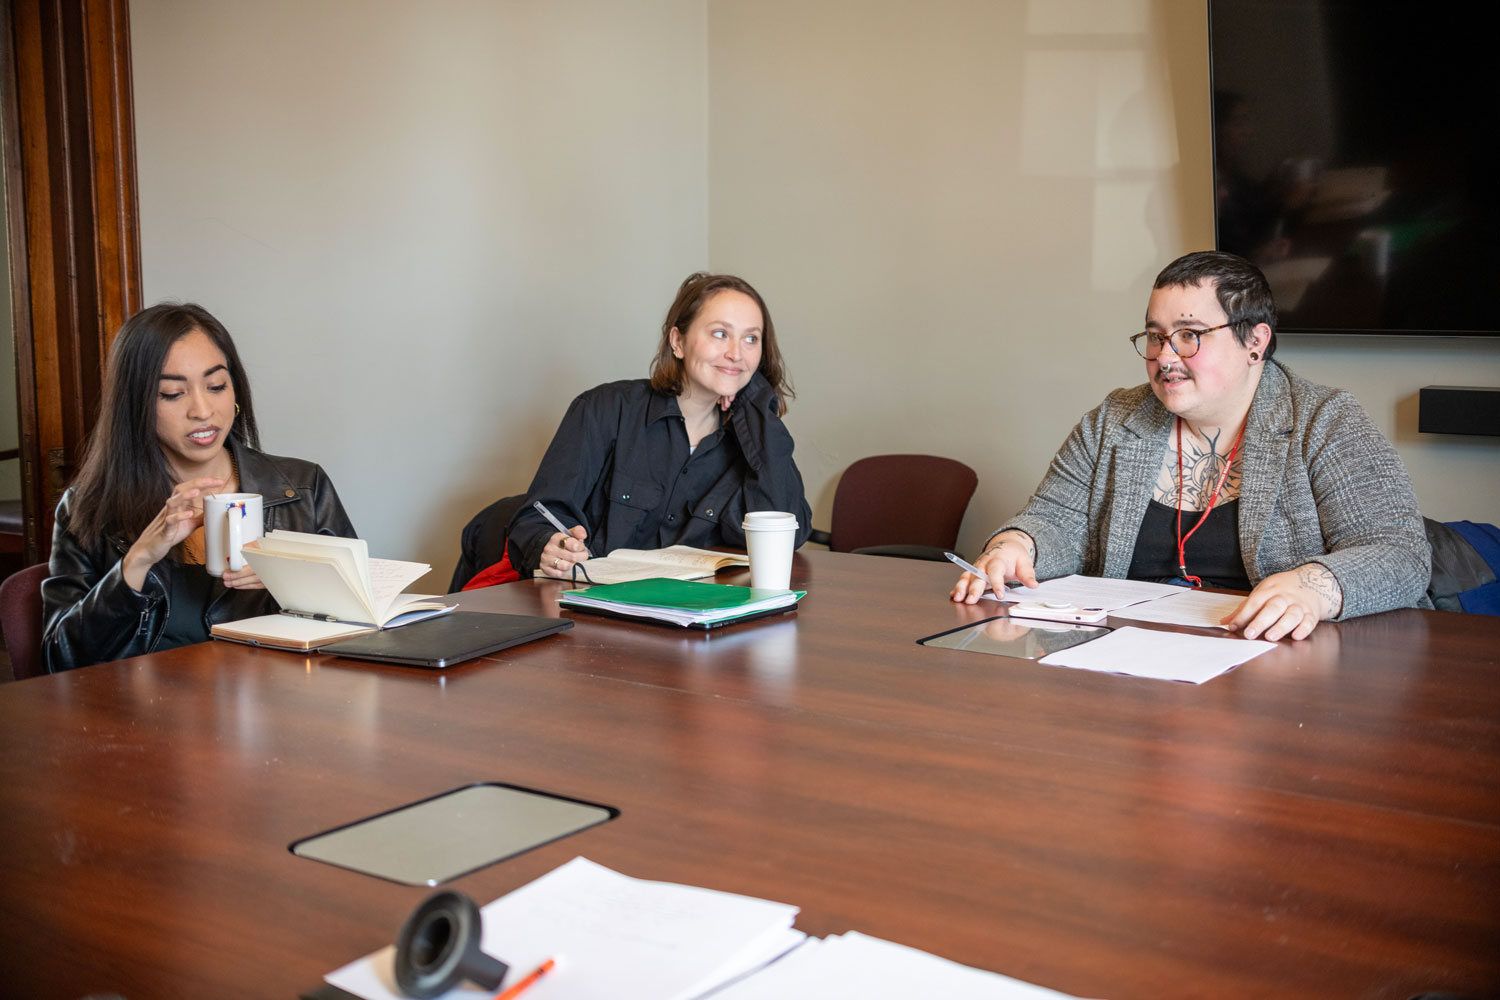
[950,251,1430,640]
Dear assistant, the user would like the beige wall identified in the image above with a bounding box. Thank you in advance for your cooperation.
[132,0,1500,574]
[709,0,1500,553]
[132,0,709,572]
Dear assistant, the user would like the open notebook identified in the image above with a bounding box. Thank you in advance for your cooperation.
[211,531,451,649]
[570,545,749,585]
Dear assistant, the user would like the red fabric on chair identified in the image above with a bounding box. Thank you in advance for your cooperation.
[461,551,522,590]
[451,494,527,591]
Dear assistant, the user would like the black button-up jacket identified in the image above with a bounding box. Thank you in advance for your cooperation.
[507,375,812,576]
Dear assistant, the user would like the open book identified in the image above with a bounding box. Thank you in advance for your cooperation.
[210,530,451,650]
[573,545,749,585]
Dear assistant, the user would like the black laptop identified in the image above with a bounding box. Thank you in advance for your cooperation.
[319,611,572,668]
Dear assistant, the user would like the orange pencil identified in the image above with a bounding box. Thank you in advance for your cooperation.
[493,957,558,1000]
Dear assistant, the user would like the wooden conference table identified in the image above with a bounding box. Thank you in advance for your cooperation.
[1,552,1496,1000]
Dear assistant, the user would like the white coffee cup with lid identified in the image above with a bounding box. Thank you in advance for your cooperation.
[741,511,798,590]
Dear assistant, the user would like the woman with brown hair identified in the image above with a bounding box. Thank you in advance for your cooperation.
[507,271,811,579]
[42,303,356,670]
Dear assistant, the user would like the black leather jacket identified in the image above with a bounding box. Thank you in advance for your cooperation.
[42,442,356,672]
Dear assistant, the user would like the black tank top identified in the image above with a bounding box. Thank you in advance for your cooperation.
[1128,498,1252,591]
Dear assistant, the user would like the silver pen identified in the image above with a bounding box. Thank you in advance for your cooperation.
[943,551,990,584]
[280,609,340,623]
[944,551,1015,598]
[533,501,594,557]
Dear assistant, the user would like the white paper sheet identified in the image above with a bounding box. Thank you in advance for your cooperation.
[325,857,800,1000]
[1038,625,1276,683]
[710,932,1096,999]
[982,574,1185,611]
[1106,589,1246,629]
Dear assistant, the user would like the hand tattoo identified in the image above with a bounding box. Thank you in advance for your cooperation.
[987,535,1035,561]
[1296,563,1342,615]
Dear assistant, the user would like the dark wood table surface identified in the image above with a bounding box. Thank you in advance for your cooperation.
[2,552,1497,1000]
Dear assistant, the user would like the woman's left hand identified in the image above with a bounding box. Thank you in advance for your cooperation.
[1222,563,1343,641]
[220,565,266,590]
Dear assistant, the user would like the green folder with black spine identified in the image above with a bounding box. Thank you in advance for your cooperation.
[559,577,804,628]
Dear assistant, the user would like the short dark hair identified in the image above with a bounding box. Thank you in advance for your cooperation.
[649,272,794,415]
[68,303,259,548]
[1153,250,1278,361]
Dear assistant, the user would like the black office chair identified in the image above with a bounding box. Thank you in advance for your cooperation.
[449,494,528,592]
[807,454,978,561]
[1,563,51,680]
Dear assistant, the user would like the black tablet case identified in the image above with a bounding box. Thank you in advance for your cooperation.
[320,611,572,668]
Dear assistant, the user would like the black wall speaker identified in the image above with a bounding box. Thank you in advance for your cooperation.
[1418,386,1500,437]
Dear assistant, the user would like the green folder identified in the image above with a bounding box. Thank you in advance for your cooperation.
[559,577,805,628]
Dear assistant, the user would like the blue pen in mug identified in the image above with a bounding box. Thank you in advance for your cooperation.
[203,492,264,576]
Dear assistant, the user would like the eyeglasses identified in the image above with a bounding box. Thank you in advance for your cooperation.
[1129,323,1233,360]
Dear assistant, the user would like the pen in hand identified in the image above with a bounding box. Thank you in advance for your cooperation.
[533,501,593,558]
[943,551,1017,598]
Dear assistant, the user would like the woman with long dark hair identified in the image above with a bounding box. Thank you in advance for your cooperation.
[506,271,812,579]
[42,303,356,670]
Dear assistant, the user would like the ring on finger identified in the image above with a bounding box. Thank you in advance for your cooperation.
[553,557,560,569]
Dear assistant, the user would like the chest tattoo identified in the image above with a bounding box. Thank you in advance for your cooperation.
[1153,426,1243,510]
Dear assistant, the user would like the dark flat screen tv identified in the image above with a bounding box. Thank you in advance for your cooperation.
[1208,1,1496,336]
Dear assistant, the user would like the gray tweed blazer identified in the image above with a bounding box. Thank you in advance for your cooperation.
[997,361,1432,619]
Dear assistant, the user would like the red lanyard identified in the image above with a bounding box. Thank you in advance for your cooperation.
[1176,417,1245,587]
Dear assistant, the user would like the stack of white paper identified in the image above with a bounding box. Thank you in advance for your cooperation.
[710,931,1096,999]
[1038,625,1276,683]
[559,588,800,627]
[1106,589,1246,630]
[325,857,802,1000]
[984,575,1184,611]
[323,859,1104,999]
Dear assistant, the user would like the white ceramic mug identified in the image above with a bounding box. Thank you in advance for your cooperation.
[741,511,799,590]
[203,492,264,576]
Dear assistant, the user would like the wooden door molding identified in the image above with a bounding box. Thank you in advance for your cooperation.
[3,0,142,564]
